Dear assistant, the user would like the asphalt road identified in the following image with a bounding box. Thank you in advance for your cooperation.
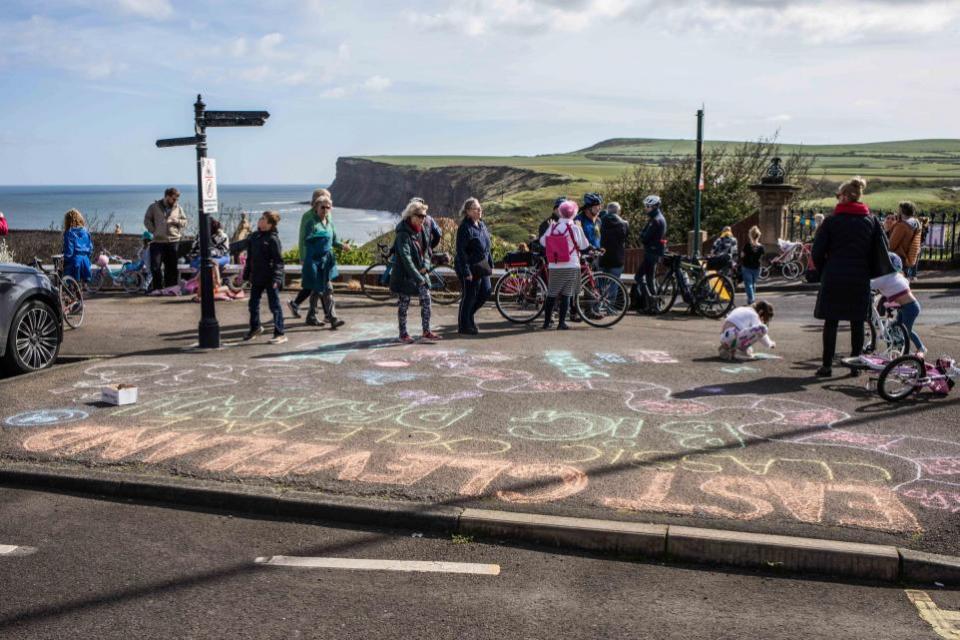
[1,288,959,554]
[0,486,956,640]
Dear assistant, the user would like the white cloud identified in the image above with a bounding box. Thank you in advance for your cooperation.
[409,0,631,36]
[363,75,392,91]
[258,32,285,57]
[230,37,248,57]
[321,86,348,99]
[767,114,792,123]
[113,0,174,20]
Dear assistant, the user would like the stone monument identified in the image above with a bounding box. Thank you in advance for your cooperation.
[749,158,801,253]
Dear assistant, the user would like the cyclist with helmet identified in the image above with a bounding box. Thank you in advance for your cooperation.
[538,196,568,240]
[576,193,603,250]
[636,195,667,314]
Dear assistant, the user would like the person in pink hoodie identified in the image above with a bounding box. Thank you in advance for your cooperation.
[0,212,8,237]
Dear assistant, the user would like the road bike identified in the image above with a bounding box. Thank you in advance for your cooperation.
[89,254,143,294]
[31,255,84,329]
[758,240,810,282]
[494,249,629,327]
[646,253,736,319]
[862,292,910,359]
[361,242,460,305]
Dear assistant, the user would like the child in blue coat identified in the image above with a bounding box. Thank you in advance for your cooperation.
[62,208,93,283]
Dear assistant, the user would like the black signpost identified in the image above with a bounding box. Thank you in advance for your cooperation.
[156,94,269,349]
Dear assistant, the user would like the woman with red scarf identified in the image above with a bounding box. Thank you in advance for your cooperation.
[812,177,893,377]
[390,200,442,344]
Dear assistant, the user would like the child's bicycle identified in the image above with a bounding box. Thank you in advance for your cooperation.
[758,240,810,282]
[863,292,910,359]
[843,353,960,403]
[89,254,143,294]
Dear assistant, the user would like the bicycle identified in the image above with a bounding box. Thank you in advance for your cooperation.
[862,292,910,359]
[494,248,629,327]
[31,255,84,329]
[647,253,736,319]
[361,242,460,305]
[758,240,809,282]
[225,252,250,294]
[89,254,143,294]
[877,354,959,402]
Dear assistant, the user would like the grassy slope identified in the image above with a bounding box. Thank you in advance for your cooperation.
[358,139,960,243]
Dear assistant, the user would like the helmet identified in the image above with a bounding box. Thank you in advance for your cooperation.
[142,230,154,241]
[888,251,903,272]
[643,195,661,208]
[553,196,568,209]
[583,193,603,207]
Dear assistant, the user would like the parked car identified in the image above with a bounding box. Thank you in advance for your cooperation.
[1,262,63,373]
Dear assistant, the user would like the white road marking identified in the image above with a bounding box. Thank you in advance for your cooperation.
[0,544,37,556]
[254,556,500,575]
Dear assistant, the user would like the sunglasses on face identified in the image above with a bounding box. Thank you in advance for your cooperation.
[319,205,332,210]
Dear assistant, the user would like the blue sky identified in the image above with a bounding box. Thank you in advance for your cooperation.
[1,0,958,185]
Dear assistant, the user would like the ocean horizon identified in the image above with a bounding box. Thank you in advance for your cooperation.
[0,184,397,249]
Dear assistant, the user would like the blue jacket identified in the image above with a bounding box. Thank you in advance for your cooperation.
[641,208,667,256]
[454,218,493,279]
[575,213,601,249]
[62,226,93,282]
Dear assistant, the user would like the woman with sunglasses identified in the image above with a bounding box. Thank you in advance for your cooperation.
[390,200,442,343]
[288,191,350,328]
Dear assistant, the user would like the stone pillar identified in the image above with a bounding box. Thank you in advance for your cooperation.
[749,184,801,254]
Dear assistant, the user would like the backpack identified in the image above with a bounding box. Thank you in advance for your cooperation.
[545,223,576,264]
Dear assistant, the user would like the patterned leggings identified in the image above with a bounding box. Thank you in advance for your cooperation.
[398,284,432,336]
[721,324,768,351]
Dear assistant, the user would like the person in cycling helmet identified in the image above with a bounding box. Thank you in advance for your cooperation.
[576,192,603,250]
[538,196,568,240]
[636,195,667,313]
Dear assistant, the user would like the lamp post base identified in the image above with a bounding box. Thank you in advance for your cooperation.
[198,318,221,350]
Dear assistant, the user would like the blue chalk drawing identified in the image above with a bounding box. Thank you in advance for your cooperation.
[4,409,89,428]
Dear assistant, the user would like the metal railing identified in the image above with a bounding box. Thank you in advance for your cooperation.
[785,208,959,266]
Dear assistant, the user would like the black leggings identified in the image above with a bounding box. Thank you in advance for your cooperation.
[822,319,865,369]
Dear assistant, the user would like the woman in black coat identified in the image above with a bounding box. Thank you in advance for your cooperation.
[812,177,892,377]
[454,197,494,335]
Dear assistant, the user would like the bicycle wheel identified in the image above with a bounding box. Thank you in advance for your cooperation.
[429,270,461,305]
[758,256,771,282]
[122,270,143,294]
[494,268,546,323]
[578,273,628,327]
[693,273,735,319]
[782,260,803,280]
[878,355,924,402]
[651,268,678,315]
[87,268,106,294]
[877,320,910,359]
[361,264,393,301]
[60,275,84,328]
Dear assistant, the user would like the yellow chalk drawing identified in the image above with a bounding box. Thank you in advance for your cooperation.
[905,590,960,640]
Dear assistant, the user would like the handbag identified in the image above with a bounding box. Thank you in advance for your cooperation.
[471,259,493,277]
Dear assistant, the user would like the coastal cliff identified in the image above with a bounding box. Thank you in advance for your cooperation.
[329,157,568,215]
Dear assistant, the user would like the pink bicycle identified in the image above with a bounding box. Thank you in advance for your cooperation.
[845,353,960,402]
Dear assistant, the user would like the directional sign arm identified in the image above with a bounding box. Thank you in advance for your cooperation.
[202,110,270,127]
[156,136,202,148]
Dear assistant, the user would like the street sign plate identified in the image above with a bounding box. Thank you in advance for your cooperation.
[156,136,201,148]
[201,158,218,213]
[203,111,269,127]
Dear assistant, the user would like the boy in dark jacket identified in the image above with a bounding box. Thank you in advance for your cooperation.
[232,211,287,344]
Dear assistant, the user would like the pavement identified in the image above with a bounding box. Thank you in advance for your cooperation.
[1,286,959,563]
[2,486,959,639]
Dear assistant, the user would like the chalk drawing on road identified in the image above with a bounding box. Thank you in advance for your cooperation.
[351,370,424,386]
[545,351,610,380]
[720,365,761,374]
[4,409,89,428]
[396,390,483,407]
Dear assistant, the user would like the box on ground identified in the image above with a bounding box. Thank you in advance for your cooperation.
[101,384,138,406]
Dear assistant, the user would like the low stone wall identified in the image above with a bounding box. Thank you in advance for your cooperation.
[3,229,149,264]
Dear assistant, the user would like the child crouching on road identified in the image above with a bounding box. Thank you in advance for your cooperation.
[719,300,776,361]
[231,211,287,344]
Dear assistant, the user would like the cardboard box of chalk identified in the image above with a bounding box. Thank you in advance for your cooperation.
[101,384,138,406]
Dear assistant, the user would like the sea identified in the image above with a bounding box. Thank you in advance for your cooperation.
[0,185,397,249]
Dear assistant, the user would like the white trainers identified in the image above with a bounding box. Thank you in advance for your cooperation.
[269,334,288,345]
[738,346,755,359]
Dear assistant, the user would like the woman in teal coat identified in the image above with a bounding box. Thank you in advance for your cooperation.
[287,193,350,328]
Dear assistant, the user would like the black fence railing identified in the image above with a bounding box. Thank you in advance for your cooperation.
[785,208,959,266]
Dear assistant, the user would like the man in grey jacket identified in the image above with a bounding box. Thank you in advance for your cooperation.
[144,187,188,289]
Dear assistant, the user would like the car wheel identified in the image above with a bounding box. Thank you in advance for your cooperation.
[4,299,61,373]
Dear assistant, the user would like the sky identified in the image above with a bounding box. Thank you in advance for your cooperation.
[1,0,959,185]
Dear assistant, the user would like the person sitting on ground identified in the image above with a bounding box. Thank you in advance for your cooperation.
[711,226,738,261]
[190,218,231,273]
[234,211,286,344]
[575,192,603,250]
[888,201,923,280]
[391,200,442,344]
[539,199,590,330]
[62,208,93,284]
[719,300,776,361]
[870,252,926,358]
[537,196,567,239]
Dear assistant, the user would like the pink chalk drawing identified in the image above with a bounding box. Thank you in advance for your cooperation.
[918,458,960,476]
[374,361,411,368]
[802,431,903,448]
[900,488,960,513]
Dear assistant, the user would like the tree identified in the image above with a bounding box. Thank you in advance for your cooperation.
[603,137,818,247]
